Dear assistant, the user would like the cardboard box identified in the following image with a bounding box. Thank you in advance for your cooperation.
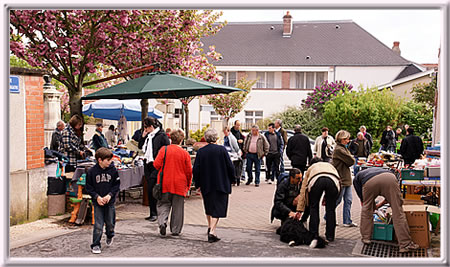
[424,166,440,178]
[403,199,425,205]
[403,205,430,248]
[404,194,422,200]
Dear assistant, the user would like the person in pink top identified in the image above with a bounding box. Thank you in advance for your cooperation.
[154,129,192,237]
[243,125,269,186]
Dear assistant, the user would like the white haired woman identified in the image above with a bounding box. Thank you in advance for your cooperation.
[193,128,235,243]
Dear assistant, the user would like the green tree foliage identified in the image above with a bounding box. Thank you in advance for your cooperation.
[207,76,256,124]
[189,124,210,142]
[399,101,433,140]
[301,80,353,114]
[271,106,323,138]
[322,87,404,139]
[411,76,437,108]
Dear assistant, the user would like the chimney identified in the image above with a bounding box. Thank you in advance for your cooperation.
[392,41,401,56]
[283,11,293,37]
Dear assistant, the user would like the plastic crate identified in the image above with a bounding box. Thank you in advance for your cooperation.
[401,169,424,180]
[372,223,394,241]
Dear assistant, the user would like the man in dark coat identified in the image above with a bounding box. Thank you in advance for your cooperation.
[275,119,288,173]
[271,168,302,224]
[50,120,65,151]
[380,125,396,152]
[264,123,284,184]
[91,123,109,151]
[231,120,245,180]
[400,127,424,165]
[286,125,313,175]
[138,117,170,221]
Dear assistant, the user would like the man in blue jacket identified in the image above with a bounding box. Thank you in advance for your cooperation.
[264,123,283,184]
[91,123,109,151]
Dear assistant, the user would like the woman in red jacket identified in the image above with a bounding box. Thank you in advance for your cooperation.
[154,129,192,237]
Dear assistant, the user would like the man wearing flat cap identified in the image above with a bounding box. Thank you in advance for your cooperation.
[92,122,109,151]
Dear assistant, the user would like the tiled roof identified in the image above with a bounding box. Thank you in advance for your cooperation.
[202,21,412,66]
[394,64,423,80]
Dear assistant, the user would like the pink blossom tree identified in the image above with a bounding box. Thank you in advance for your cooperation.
[207,76,256,125]
[10,10,225,129]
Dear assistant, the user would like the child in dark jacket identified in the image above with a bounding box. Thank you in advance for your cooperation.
[85,147,120,254]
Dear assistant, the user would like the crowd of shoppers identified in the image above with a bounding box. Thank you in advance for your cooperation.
[50,115,424,252]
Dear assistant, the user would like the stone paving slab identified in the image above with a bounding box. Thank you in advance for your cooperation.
[10,219,358,258]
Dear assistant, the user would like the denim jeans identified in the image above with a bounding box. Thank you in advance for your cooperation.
[353,156,360,177]
[279,148,285,173]
[246,153,261,184]
[335,186,353,224]
[91,202,116,249]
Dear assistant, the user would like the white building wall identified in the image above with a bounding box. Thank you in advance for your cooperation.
[232,89,312,125]
[334,66,404,89]
[9,76,27,172]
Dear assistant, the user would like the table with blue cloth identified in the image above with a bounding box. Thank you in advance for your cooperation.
[69,165,145,201]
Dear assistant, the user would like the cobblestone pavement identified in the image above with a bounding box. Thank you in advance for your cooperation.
[9,173,440,259]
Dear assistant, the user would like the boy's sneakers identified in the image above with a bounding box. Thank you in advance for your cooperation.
[106,237,113,246]
[91,246,101,254]
[343,222,358,227]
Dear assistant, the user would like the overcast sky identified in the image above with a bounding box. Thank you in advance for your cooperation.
[217,9,441,64]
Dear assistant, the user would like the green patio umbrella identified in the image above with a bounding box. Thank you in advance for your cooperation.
[81,71,243,100]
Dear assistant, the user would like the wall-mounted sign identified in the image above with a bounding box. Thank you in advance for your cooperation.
[10,76,20,94]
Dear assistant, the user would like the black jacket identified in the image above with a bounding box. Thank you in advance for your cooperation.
[286,133,313,166]
[50,128,63,151]
[92,130,108,151]
[271,178,300,222]
[380,130,396,148]
[85,163,120,205]
[193,144,235,195]
[138,128,170,160]
[230,127,245,150]
[348,138,371,157]
[400,134,424,162]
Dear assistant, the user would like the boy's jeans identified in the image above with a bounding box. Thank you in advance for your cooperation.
[91,202,116,249]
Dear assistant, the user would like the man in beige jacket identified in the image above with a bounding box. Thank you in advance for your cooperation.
[295,157,341,242]
[243,125,269,187]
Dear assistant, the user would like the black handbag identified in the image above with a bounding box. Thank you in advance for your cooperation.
[152,146,167,200]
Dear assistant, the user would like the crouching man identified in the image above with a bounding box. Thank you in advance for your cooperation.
[353,168,419,253]
[271,168,303,226]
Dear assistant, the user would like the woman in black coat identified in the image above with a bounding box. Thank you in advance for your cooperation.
[193,128,235,243]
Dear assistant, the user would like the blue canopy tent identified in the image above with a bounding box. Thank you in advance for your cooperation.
[82,99,163,121]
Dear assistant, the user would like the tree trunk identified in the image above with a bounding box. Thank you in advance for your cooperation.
[69,87,83,119]
[68,86,83,141]
[183,104,189,139]
[140,99,149,128]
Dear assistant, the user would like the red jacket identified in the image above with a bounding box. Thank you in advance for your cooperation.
[154,144,192,197]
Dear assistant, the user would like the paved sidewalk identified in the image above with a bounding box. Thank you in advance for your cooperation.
[10,173,365,259]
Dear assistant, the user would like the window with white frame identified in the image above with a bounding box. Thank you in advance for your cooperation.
[294,72,327,89]
[255,72,275,88]
[218,71,237,87]
[210,110,221,121]
[244,110,263,125]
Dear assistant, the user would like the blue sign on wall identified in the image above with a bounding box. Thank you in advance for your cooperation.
[10,76,20,94]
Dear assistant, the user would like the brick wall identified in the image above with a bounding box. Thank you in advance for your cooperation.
[25,76,44,169]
